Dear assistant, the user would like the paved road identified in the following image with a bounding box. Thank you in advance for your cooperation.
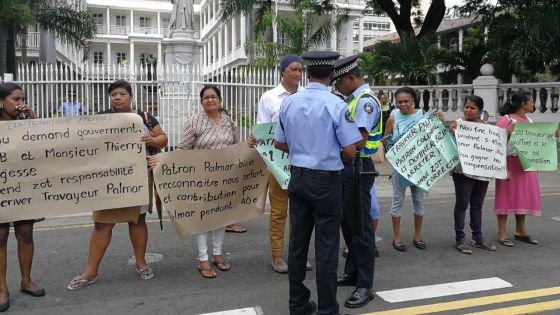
[3,171,560,315]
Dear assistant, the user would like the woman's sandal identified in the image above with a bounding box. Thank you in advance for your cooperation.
[67,276,97,291]
[514,234,539,245]
[498,238,514,247]
[455,242,473,255]
[211,258,231,271]
[197,264,217,279]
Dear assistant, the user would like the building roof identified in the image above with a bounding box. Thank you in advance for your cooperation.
[363,16,480,50]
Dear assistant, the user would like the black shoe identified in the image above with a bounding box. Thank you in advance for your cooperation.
[344,288,375,308]
[337,274,357,287]
[291,301,317,315]
[373,248,380,258]
[0,301,9,313]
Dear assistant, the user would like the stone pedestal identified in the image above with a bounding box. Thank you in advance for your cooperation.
[163,36,202,66]
[473,64,499,122]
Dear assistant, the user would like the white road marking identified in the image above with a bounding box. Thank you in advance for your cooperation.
[127,253,163,265]
[551,217,560,222]
[376,277,512,303]
[199,306,263,315]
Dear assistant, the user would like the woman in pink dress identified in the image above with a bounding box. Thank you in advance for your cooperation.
[495,90,560,247]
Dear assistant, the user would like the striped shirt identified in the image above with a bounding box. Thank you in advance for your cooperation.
[177,111,239,150]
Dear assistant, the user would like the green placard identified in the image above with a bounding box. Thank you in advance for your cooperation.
[251,122,290,189]
[386,112,459,192]
[511,122,558,171]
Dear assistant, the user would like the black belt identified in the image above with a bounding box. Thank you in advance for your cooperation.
[291,165,340,175]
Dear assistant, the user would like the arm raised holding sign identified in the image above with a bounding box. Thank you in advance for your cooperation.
[0,83,45,310]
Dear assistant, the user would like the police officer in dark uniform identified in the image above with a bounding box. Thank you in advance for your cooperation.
[274,51,362,315]
[333,55,382,308]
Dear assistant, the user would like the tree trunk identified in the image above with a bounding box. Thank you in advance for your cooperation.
[417,0,446,38]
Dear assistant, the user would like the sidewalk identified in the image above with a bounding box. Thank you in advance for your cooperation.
[373,160,560,199]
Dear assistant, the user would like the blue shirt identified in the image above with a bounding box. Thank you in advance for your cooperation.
[58,102,86,117]
[275,82,361,171]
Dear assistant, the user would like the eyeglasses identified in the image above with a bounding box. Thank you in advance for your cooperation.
[202,96,219,101]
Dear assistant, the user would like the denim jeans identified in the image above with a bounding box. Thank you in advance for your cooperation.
[390,170,425,217]
[452,172,489,242]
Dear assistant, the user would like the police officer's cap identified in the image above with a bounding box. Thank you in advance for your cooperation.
[333,55,359,82]
[302,51,340,68]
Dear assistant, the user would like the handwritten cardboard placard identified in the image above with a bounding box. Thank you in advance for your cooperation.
[0,114,149,223]
[456,120,508,179]
[251,122,290,189]
[386,112,459,192]
[511,122,558,171]
[153,143,268,238]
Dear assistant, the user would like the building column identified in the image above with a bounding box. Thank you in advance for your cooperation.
[157,42,162,65]
[330,15,337,50]
[129,41,135,74]
[344,18,353,56]
[224,23,230,54]
[458,29,463,52]
[231,17,237,49]
[218,30,223,64]
[240,14,246,46]
[106,7,111,35]
[358,16,364,53]
[106,41,111,64]
[157,11,161,35]
[212,36,216,63]
[130,10,134,33]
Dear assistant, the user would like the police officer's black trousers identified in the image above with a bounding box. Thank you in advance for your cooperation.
[288,167,343,315]
[341,158,376,289]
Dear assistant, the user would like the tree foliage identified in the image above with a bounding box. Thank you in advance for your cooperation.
[364,33,444,85]
[457,0,560,82]
[0,0,96,77]
[221,0,346,68]
[439,26,488,83]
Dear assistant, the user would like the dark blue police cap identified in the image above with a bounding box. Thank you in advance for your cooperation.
[302,50,340,67]
[333,55,359,81]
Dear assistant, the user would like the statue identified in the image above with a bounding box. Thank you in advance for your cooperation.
[169,0,194,31]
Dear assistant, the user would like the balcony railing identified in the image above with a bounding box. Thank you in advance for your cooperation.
[15,32,40,54]
[109,25,129,35]
[132,26,159,35]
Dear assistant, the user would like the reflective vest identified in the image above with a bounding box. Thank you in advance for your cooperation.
[348,89,383,157]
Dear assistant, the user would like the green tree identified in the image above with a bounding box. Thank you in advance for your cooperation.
[0,0,96,78]
[221,0,346,67]
[457,0,560,82]
[439,26,488,83]
[368,33,444,85]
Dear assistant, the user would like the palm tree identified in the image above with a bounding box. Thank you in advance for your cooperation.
[371,33,444,85]
[0,0,96,78]
[220,0,346,67]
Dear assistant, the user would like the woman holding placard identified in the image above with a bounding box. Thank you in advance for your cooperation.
[177,85,238,278]
[384,87,444,252]
[0,83,44,312]
[449,95,496,254]
[67,80,168,290]
[494,91,560,247]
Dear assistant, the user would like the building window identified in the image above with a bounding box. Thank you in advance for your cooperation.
[93,51,103,64]
[363,21,390,31]
[139,17,151,28]
[116,52,127,64]
[93,13,103,25]
[116,15,127,27]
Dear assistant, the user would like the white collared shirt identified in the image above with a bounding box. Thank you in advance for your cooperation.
[256,83,303,123]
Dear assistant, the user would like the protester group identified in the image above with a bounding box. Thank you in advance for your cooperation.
[1,50,559,314]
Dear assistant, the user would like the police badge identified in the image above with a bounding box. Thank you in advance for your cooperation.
[345,109,354,122]
[364,103,374,114]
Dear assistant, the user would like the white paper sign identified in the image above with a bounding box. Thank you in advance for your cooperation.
[456,120,507,179]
